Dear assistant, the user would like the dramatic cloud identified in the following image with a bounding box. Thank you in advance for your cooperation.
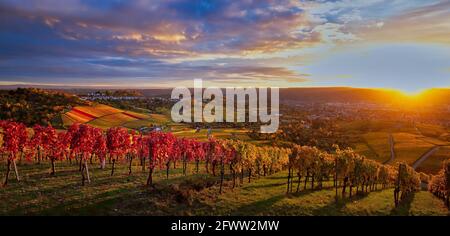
[0,0,316,58]
[0,0,449,89]
[359,1,450,44]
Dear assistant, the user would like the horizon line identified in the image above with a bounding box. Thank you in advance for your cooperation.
[0,83,449,92]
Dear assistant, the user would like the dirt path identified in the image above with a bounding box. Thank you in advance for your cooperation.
[412,146,440,169]
[385,134,395,164]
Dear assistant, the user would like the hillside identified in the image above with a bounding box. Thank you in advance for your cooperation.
[342,120,450,174]
[0,88,87,126]
[0,163,447,216]
[3,87,449,106]
[280,87,450,106]
[62,104,170,130]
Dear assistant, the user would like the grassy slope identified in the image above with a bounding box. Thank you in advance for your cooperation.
[361,132,391,163]
[0,162,448,216]
[0,161,219,215]
[194,171,448,216]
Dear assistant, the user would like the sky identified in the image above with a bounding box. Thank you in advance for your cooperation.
[0,0,449,93]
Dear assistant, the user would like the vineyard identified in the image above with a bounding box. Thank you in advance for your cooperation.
[0,120,290,193]
[428,160,450,207]
[61,104,166,130]
[0,120,449,215]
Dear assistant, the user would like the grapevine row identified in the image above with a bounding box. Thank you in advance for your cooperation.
[287,145,421,205]
[0,120,423,206]
[0,120,290,192]
[428,160,450,207]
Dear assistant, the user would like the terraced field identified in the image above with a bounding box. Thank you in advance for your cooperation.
[60,104,251,140]
[61,104,162,130]
[72,104,122,117]
[63,110,94,124]
[87,113,138,129]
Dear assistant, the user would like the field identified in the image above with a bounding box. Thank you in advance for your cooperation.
[391,132,435,165]
[59,102,255,146]
[61,104,168,130]
[416,123,448,138]
[0,161,447,216]
[173,128,251,141]
[338,120,417,134]
[344,119,450,173]
[72,105,123,117]
[122,114,174,129]
[354,132,391,163]
[87,113,139,128]
[416,146,450,174]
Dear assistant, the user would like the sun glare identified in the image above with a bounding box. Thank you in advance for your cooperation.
[400,90,423,98]
[395,88,438,106]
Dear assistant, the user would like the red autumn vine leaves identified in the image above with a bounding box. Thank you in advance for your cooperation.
[0,120,290,193]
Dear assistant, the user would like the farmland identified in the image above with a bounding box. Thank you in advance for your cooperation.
[26,102,450,176]
[391,132,436,165]
[416,147,450,174]
[353,132,391,163]
[61,104,169,130]
[60,103,254,141]
[337,119,450,174]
